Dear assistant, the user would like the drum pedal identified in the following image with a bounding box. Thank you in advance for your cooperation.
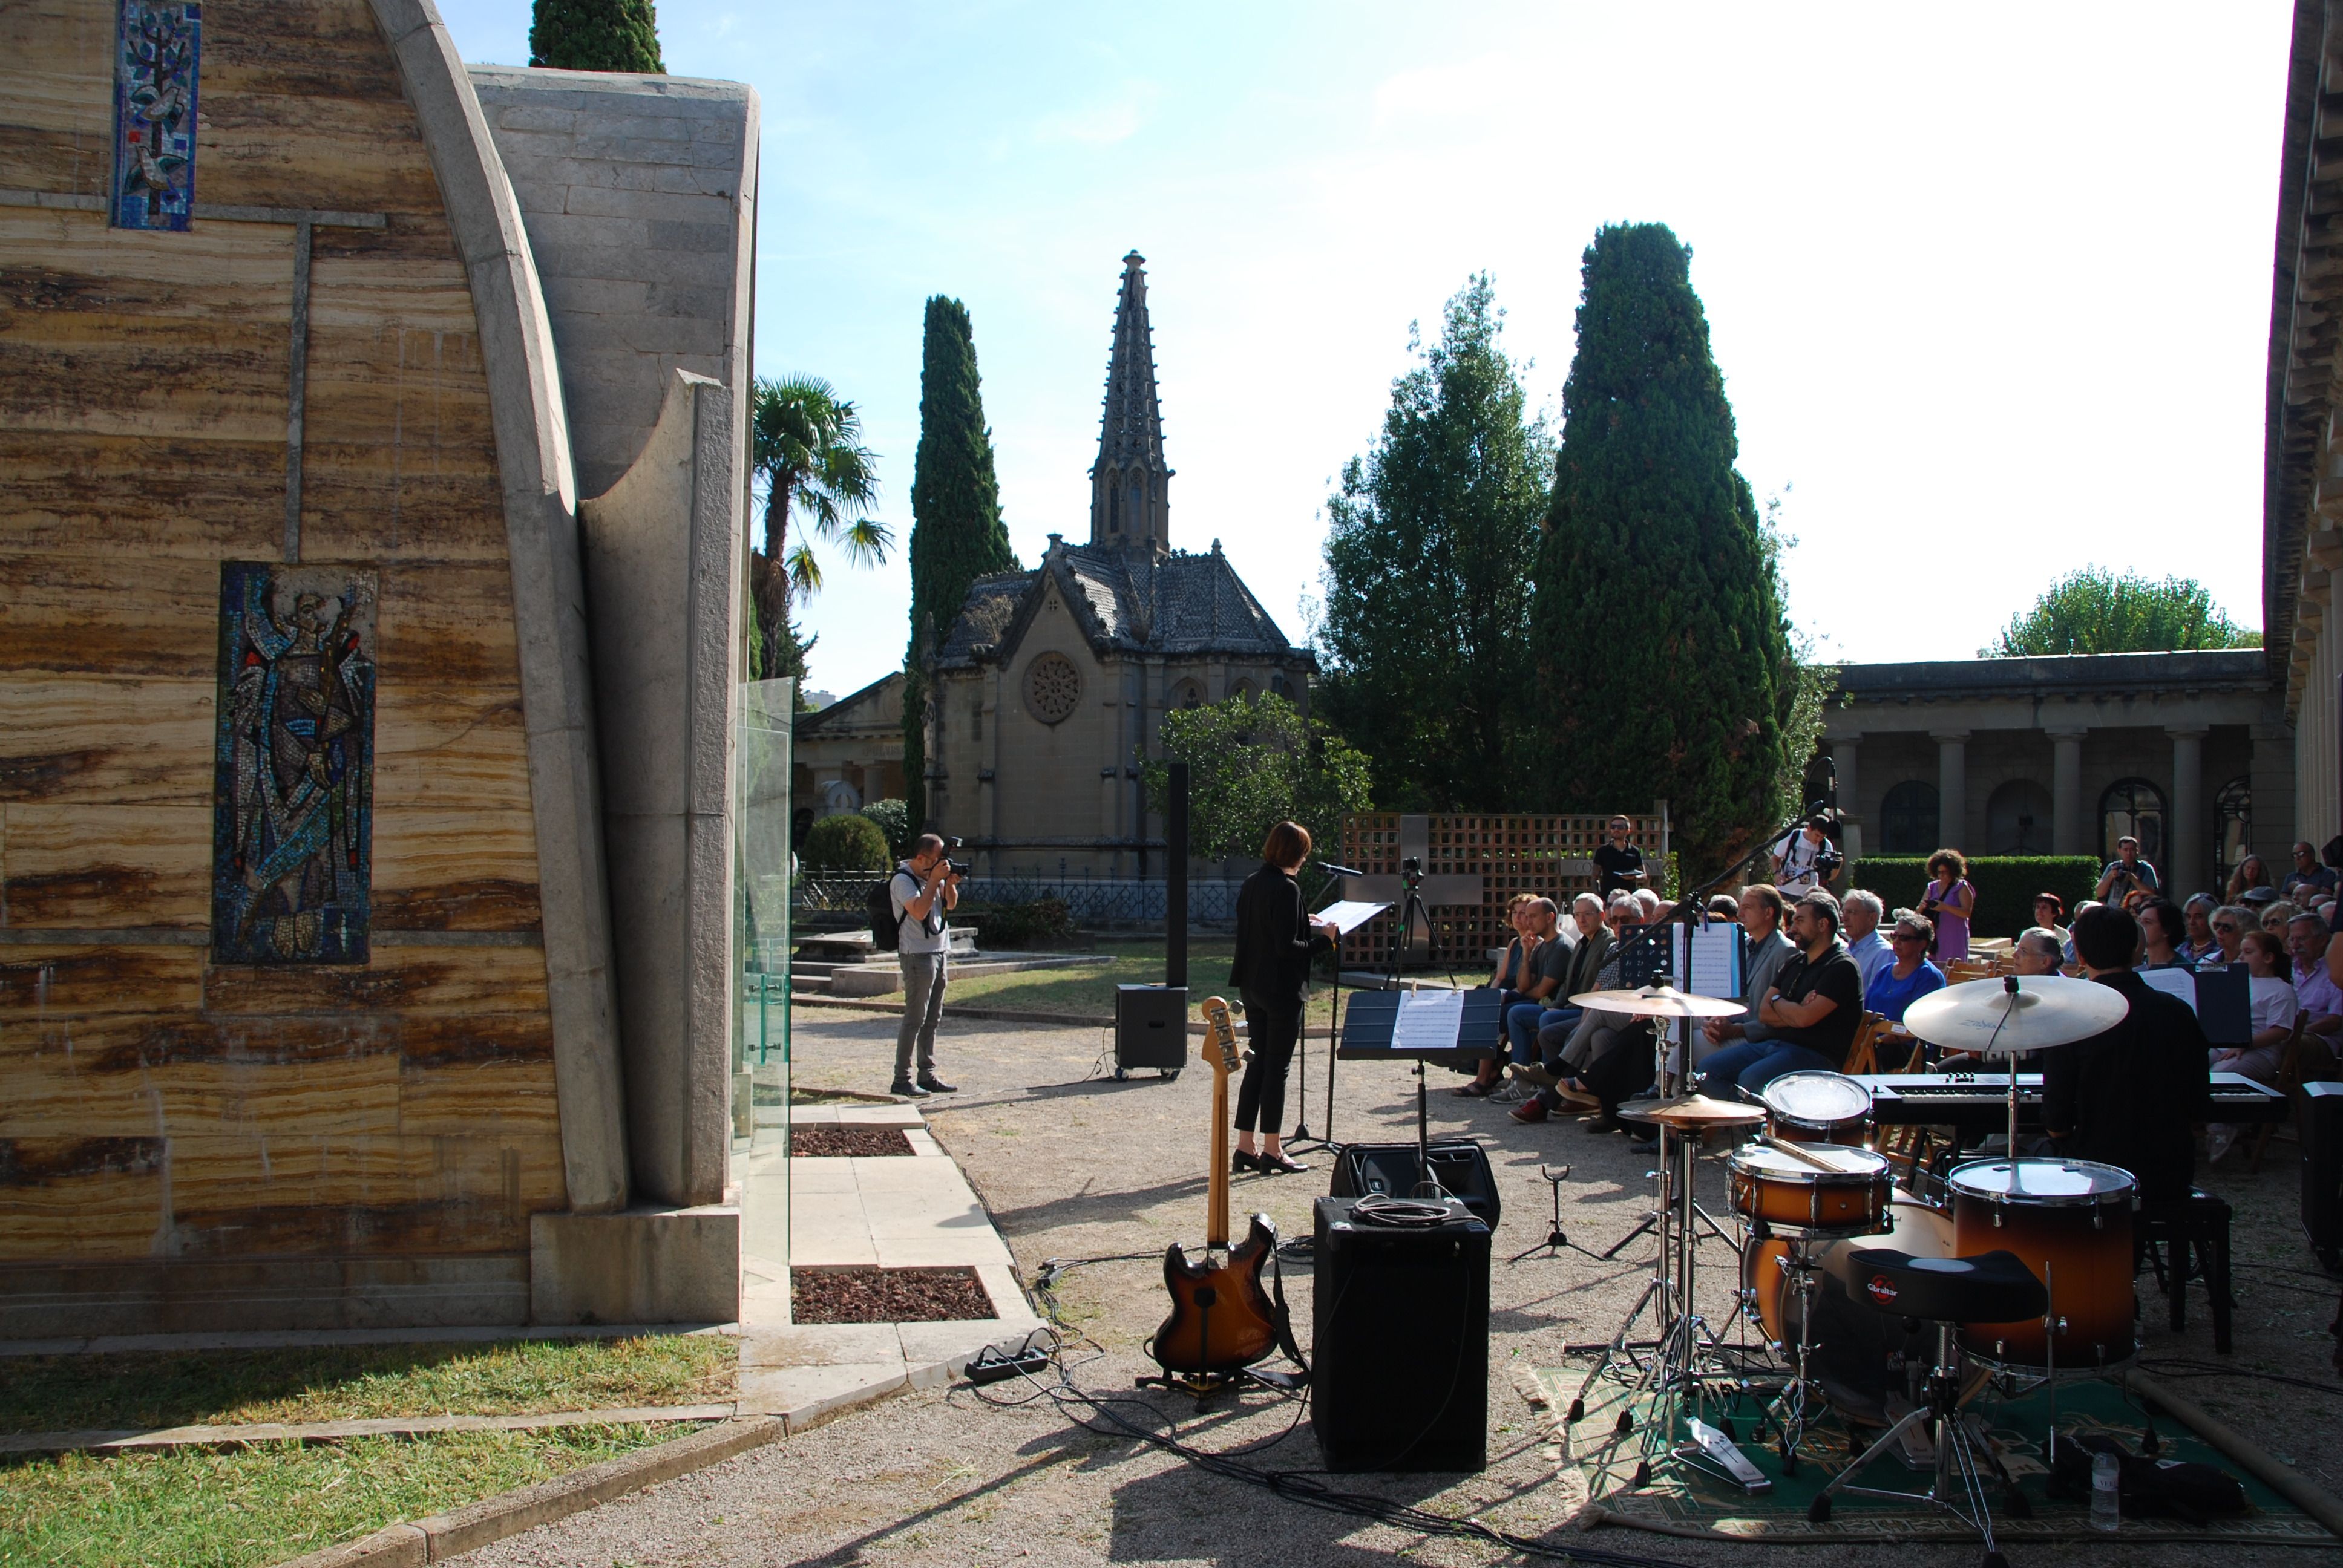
[1680,1418,1772,1494]
[1881,1394,1937,1469]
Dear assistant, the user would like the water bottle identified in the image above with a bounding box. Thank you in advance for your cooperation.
[2089,1449,2121,1532]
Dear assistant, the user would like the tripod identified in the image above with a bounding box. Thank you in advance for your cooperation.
[1508,1164,1598,1264]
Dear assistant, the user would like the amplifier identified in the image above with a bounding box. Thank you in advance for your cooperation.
[1311,1195,1489,1473]
[2302,1082,2343,1272]
[1329,1140,1501,1230]
[1115,985,1188,1075]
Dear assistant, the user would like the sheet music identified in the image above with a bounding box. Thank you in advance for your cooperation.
[2140,969,2197,1010]
[1670,923,1743,998]
[1315,900,1391,936]
[1390,988,1466,1051]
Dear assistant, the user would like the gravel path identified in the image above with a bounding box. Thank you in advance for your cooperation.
[459,1009,2343,1567]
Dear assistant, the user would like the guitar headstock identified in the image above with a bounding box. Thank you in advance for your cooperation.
[1200,996,1244,1078]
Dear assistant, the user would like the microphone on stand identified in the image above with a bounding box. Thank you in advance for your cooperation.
[1316,860,1367,878]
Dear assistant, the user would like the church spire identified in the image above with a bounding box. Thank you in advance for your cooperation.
[1089,250,1172,557]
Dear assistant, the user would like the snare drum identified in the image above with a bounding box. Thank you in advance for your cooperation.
[1948,1158,2135,1372]
[1760,1071,1872,1146]
[1728,1143,1891,1235]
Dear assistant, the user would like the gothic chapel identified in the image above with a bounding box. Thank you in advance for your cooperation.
[925,253,1314,878]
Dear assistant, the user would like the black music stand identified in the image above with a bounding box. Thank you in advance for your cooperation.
[1290,899,1389,1156]
[1338,988,1503,1198]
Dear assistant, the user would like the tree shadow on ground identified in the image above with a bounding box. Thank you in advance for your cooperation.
[982,1173,1210,1236]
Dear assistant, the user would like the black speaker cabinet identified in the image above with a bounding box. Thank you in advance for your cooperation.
[1115,984,1188,1075]
[1311,1195,1489,1473]
[1329,1140,1501,1230]
[2302,1081,2343,1272]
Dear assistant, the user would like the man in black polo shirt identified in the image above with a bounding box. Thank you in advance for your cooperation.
[1592,816,1647,898]
[1697,890,1862,1097]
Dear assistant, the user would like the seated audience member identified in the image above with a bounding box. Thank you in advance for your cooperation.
[2180,894,2224,965]
[1513,895,1646,1129]
[2208,930,2305,1166]
[2241,886,2281,921]
[1593,815,1648,897]
[2032,893,2071,952]
[2286,840,2340,904]
[1866,910,1947,1025]
[2013,927,2066,976]
[1459,895,1536,1096]
[2227,852,2275,903]
[2062,901,2100,966]
[2096,835,2161,904]
[2287,911,2343,1050]
[1633,887,1660,923]
[1772,815,1837,897]
[2137,899,2191,970]
[1843,889,1892,998]
[1495,899,1571,1097]
[1699,885,1797,1055]
[2263,900,2300,937]
[2198,906,2250,970]
[1708,893,1740,919]
[1495,895,1606,1106]
[1695,891,1862,1097]
[2043,903,2210,1200]
[1921,850,1976,961]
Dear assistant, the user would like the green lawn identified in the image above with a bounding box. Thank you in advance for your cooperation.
[0,1336,734,1568]
[0,1334,735,1434]
[1,1424,692,1568]
[939,939,1236,1019]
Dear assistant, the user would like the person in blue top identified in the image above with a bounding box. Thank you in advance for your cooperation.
[1866,909,1947,1024]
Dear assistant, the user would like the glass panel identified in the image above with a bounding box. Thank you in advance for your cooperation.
[736,678,792,1279]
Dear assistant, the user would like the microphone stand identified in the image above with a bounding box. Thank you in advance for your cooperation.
[1290,862,1360,1155]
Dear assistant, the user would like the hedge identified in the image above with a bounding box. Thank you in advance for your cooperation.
[1846,857,2102,939]
[801,812,890,874]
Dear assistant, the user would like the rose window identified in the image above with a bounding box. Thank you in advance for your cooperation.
[1025,653,1082,724]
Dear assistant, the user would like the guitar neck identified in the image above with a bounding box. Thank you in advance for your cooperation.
[1208,1056,1230,1249]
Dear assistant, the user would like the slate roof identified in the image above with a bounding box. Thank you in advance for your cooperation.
[934,541,1311,670]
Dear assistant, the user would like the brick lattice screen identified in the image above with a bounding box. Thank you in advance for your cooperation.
[1338,813,1670,971]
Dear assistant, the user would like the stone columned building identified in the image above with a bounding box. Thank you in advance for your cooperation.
[925,253,1314,878]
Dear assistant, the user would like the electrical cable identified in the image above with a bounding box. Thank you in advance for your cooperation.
[2135,1356,2343,1398]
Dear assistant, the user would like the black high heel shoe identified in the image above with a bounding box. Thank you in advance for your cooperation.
[1256,1150,1310,1175]
[1231,1149,1263,1175]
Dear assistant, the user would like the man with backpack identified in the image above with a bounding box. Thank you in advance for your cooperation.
[875,834,961,1097]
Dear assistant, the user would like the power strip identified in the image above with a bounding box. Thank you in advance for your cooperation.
[964,1345,1054,1385]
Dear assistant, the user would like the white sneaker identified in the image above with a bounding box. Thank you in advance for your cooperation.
[1488,1083,1528,1103]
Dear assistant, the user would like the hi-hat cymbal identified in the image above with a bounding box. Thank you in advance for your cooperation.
[1616,1093,1766,1128]
[1898,975,2129,1056]
[1568,984,1745,1019]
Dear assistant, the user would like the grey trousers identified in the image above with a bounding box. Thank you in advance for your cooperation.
[894,952,947,1082]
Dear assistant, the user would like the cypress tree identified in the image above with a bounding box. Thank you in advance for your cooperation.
[1531,224,1796,880]
[529,0,665,73]
[903,296,1016,824]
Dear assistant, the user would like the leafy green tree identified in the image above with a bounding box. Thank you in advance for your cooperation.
[1530,223,1797,881]
[1987,567,2261,656]
[904,297,1017,820]
[1138,693,1374,867]
[529,0,664,72]
[800,812,890,874]
[1315,275,1553,810]
[749,376,888,681]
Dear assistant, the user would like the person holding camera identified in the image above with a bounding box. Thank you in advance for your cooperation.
[888,833,962,1098]
[1771,816,1840,898]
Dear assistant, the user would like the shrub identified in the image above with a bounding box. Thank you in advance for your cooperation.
[1847,857,2101,938]
[858,798,911,858]
[801,812,890,874]
[972,896,1074,950]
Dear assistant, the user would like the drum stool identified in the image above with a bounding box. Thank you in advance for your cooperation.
[1810,1247,2046,1568]
[2134,1189,2233,1354]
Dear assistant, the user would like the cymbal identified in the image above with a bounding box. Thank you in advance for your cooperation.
[1898,975,2129,1056]
[1617,1093,1766,1129]
[1568,983,1745,1019]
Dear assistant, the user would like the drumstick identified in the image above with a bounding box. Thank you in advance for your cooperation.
[1760,1132,1866,1173]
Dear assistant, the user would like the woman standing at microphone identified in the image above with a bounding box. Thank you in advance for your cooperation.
[1228,821,1340,1174]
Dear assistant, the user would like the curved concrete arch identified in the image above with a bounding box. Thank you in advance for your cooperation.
[369,0,629,1214]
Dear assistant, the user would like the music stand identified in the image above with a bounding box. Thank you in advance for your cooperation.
[1337,987,1503,1198]
[1289,899,1388,1155]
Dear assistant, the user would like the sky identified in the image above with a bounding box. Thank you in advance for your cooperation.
[434,2,2297,702]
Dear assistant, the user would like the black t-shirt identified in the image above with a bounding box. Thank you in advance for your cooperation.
[1767,942,1863,1068]
[1593,842,1645,897]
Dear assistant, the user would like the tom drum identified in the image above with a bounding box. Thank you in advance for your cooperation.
[1728,1143,1891,1236]
[1948,1158,2135,1372]
[1759,1071,1872,1147]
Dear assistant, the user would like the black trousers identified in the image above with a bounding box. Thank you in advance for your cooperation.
[1234,993,1303,1134]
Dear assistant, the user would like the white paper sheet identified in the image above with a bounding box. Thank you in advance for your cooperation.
[1315,900,1391,936]
[1391,987,1467,1051]
[1670,924,1743,998]
[2140,968,2197,1011]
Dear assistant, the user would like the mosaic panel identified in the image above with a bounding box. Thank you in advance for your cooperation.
[111,1,200,231]
[211,563,378,964]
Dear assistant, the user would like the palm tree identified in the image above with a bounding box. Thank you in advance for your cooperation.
[750,375,891,679]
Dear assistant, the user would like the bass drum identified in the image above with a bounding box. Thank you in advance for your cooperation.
[1949,1158,2135,1373]
[1743,1198,1955,1423]
[1760,1070,1872,1146]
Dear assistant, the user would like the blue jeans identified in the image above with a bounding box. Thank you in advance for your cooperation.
[1697,1039,1835,1099]
[1506,1002,1571,1063]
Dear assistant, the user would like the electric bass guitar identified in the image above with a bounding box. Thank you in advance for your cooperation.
[1147,996,1286,1377]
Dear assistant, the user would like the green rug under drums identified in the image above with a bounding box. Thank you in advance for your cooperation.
[1534,1367,2336,1544]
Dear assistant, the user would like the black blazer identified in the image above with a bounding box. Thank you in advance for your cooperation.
[2040,969,2212,1201]
[1227,861,1331,1009]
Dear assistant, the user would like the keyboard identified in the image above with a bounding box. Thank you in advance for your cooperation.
[1854,1072,2286,1129]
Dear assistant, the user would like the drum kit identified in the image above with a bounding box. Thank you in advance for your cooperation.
[1558,974,2149,1551]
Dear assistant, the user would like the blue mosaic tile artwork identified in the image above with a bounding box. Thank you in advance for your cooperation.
[112,1,200,231]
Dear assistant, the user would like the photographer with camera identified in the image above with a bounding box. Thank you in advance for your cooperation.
[887,833,965,1099]
[1771,815,1841,898]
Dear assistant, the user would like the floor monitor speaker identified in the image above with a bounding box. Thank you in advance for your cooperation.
[1311,1195,1489,1473]
[1115,984,1188,1074]
[1329,1140,1501,1230]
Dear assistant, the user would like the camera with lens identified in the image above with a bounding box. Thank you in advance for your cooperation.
[1814,843,1845,876]
[1401,855,1423,880]
[942,837,970,878]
